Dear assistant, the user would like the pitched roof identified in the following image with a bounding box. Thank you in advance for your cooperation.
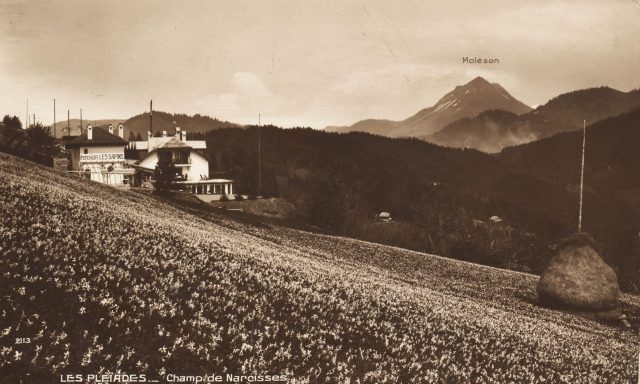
[66,126,127,147]
[157,137,191,149]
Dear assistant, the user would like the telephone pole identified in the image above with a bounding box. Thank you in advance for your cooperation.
[258,113,262,196]
[53,98,56,138]
[578,119,586,232]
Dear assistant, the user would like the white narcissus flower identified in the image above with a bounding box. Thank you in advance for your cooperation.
[1,155,637,383]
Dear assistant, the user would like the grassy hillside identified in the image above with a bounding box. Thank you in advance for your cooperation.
[0,153,638,382]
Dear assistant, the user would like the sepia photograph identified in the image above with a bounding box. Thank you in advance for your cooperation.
[1,0,639,382]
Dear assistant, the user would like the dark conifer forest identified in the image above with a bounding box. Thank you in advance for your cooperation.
[192,109,639,290]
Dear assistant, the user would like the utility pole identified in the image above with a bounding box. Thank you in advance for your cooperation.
[67,110,70,137]
[578,119,586,232]
[258,113,262,196]
[26,99,28,129]
[80,109,83,134]
[53,98,56,138]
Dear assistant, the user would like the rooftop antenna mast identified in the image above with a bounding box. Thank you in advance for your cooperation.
[578,119,586,232]
[150,99,153,135]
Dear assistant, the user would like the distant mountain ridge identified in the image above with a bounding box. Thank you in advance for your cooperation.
[533,86,640,127]
[123,111,242,138]
[52,119,126,138]
[55,112,242,140]
[426,110,576,153]
[499,107,640,200]
[326,77,532,137]
[427,86,640,152]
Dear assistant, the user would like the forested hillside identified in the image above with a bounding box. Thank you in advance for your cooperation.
[426,109,575,153]
[123,111,241,138]
[500,108,640,212]
[196,127,639,290]
[533,87,640,128]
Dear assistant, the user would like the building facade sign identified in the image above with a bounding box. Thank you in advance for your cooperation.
[80,153,125,163]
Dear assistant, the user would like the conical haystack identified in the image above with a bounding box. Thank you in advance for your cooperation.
[537,233,619,313]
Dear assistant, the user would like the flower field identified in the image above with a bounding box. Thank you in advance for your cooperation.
[0,152,638,383]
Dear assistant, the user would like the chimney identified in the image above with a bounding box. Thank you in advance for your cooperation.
[162,130,167,137]
[118,124,124,138]
[148,131,152,140]
[87,125,93,140]
[108,124,114,135]
[181,130,187,142]
[175,127,181,138]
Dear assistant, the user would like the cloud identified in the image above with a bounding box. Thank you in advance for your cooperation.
[0,0,638,128]
[231,72,272,97]
[195,72,279,124]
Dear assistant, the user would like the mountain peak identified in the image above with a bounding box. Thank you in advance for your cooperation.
[454,76,497,93]
[327,76,531,137]
[466,76,491,87]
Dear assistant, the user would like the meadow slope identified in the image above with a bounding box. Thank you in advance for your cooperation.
[0,153,638,383]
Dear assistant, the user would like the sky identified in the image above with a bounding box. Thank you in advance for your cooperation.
[1,0,639,128]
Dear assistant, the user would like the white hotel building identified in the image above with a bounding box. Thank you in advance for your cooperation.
[128,128,234,196]
[66,124,134,186]
[66,125,233,197]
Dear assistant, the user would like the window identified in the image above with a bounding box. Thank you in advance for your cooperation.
[172,150,189,164]
[83,148,88,154]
